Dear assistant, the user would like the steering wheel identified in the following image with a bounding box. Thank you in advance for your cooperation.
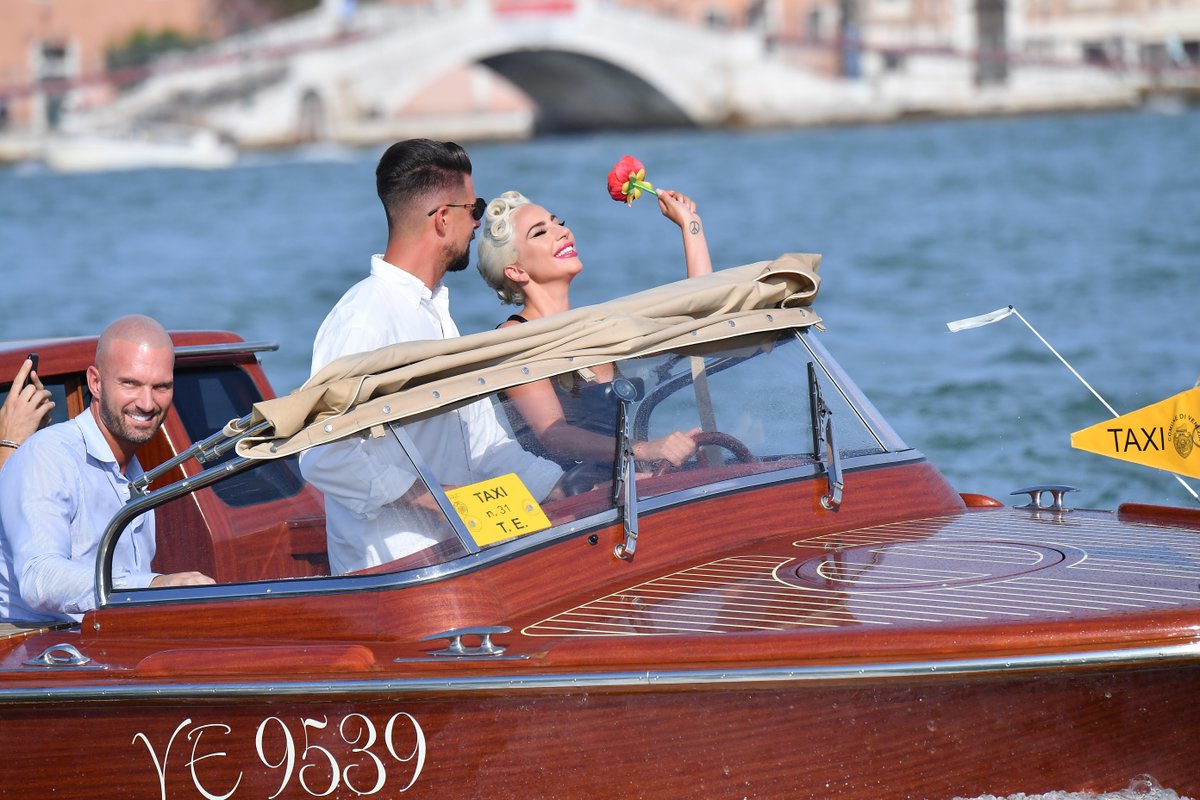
[653,431,755,476]
[559,461,610,497]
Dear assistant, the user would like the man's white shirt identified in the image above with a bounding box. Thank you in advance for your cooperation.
[300,256,561,574]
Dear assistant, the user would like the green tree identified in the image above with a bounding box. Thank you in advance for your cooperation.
[106,29,207,72]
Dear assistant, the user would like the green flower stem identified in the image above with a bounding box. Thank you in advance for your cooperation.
[629,179,657,197]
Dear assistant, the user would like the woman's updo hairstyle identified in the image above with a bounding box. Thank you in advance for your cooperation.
[477,190,532,306]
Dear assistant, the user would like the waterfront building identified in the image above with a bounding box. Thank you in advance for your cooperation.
[0,0,1196,146]
[0,0,302,133]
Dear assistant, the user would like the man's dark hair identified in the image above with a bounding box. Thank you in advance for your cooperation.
[376,139,473,235]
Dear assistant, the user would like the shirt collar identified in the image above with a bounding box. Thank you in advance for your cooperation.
[76,408,145,481]
[370,255,450,309]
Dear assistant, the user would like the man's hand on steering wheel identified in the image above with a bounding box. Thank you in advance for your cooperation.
[633,428,700,469]
[652,430,756,475]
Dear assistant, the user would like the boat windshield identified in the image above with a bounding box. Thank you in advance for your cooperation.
[111,329,907,597]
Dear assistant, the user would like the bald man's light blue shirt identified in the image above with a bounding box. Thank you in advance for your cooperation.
[0,409,158,623]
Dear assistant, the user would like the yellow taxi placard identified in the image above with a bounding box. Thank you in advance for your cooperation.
[445,473,551,547]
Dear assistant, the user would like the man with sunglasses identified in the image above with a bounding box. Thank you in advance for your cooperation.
[302,139,562,574]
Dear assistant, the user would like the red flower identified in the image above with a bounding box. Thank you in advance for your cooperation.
[607,155,656,206]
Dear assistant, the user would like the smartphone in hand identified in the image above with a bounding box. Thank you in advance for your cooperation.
[24,353,38,388]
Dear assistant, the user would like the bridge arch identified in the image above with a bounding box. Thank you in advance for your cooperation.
[318,4,741,137]
[478,49,693,133]
[86,2,819,146]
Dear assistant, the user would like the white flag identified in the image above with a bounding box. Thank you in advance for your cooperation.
[946,306,1014,333]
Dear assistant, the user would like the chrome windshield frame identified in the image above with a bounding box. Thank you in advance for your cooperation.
[98,325,921,611]
[794,329,907,453]
[386,422,480,556]
[103,452,925,611]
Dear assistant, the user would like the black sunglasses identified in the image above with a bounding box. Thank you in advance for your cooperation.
[428,197,486,221]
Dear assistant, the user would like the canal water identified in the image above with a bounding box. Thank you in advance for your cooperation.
[1,106,1198,513]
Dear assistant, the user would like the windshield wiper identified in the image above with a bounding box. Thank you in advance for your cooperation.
[808,362,844,510]
[611,377,641,560]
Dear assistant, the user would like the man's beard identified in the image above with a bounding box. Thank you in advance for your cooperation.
[98,395,163,446]
[444,240,471,274]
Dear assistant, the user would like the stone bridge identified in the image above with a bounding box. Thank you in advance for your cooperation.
[88,0,871,146]
[84,0,1141,147]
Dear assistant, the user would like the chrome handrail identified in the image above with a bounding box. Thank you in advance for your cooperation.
[95,454,260,608]
[128,413,264,497]
[173,341,279,359]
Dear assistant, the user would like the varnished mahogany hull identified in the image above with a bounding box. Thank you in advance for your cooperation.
[4,464,1200,799]
[1,659,1197,799]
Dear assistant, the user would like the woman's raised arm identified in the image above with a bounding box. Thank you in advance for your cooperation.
[656,189,713,278]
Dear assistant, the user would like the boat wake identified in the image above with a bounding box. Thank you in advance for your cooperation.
[959,775,1194,800]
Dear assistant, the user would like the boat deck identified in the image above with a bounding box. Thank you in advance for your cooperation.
[0,622,55,640]
[524,507,1200,638]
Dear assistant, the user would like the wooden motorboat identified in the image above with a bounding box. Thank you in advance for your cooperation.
[1,254,1199,799]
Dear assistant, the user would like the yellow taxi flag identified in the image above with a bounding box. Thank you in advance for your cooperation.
[1071,387,1200,479]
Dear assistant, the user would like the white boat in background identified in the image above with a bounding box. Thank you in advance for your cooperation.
[42,124,237,173]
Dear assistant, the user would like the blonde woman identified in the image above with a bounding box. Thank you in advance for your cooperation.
[476,189,712,479]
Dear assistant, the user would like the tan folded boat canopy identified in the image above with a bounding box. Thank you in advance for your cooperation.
[236,253,822,460]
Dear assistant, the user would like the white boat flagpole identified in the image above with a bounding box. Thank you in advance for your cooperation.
[947,305,1199,502]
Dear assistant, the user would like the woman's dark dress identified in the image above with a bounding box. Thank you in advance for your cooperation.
[498,314,619,476]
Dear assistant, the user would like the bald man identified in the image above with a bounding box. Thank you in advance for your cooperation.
[0,315,213,623]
